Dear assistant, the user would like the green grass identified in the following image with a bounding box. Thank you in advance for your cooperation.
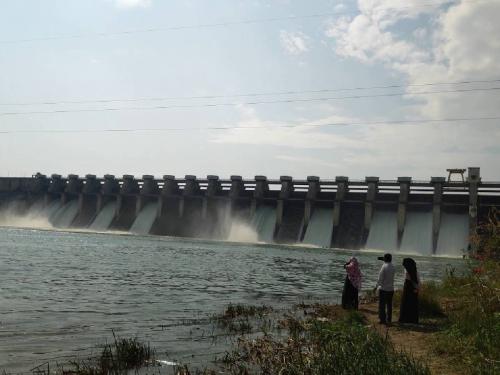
[418,282,445,318]
[219,311,429,375]
[220,303,273,319]
[64,332,154,375]
[430,258,500,374]
[210,303,273,334]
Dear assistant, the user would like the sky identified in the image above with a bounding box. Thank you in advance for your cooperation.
[0,0,499,180]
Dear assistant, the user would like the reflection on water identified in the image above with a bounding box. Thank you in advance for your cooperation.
[0,227,464,372]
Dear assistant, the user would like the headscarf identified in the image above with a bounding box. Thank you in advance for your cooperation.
[345,257,362,290]
[402,258,418,285]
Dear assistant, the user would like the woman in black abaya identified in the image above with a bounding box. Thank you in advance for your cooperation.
[399,258,420,324]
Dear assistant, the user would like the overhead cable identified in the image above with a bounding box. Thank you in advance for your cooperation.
[1,86,499,117]
[2,78,500,107]
[1,115,499,134]
[0,0,488,44]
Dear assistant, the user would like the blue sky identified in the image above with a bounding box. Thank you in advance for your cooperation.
[0,0,499,180]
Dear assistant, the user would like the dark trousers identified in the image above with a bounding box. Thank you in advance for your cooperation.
[342,277,359,310]
[378,290,394,323]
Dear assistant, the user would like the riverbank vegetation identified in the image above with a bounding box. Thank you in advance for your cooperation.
[58,332,154,375]
[429,209,500,374]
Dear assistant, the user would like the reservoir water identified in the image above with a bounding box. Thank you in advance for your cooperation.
[0,227,464,372]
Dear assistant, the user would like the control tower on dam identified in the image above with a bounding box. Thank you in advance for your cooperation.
[0,167,498,255]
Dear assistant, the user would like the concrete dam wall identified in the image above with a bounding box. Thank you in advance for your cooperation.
[0,167,498,256]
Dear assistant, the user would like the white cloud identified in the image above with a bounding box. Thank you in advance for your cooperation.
[325,0,500,120]
[211,105,361,149]
[279,30,310,55]
[114,0,151,9]
[210,104,500,178]
[412,27,427,40]
[334,3,347,12]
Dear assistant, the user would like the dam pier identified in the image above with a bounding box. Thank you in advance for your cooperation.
[1,167,499,255]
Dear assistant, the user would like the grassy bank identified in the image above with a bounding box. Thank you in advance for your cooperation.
[428,209,500,374]
[429,262,499,374]
[174,303,431,375]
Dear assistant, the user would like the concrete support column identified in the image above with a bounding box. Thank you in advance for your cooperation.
[162,175,181,195]
[65,174,82,195]
[397,177,412,249]
[181,175,200,217]
[431,177,445,254]
[102,175,120,195]
[468,167,481,254]
[229,175,244,199]
[228,175,244,216]
[141,175,159,195]
[363,177,379,244]
[32,174,49,196]
[302,176,320,239]
[63,174,82,206]
[137,175,159,215]
[158,175,180,218]
[202,175,221,219]
[332,176,348,228]
[118,175,139,217]
[79,174,100,214]
[121,175,140,195]
[183,175,200,195]
[251,175,269,217]
[46,174,66,206]
[61,174,78,206]
[276,176,294,234]
[98,174,120,212]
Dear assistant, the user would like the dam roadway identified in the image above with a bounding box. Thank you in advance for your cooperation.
[0,167,499,255]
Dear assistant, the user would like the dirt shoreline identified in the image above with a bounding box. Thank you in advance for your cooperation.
[359,302,459,375]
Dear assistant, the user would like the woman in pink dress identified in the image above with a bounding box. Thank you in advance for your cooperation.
[342,257,362,310]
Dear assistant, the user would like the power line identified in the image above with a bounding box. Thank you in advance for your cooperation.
[1,115,498,134]
[2,78,500,107]
[1,86,499,117]
[0,0,487,45]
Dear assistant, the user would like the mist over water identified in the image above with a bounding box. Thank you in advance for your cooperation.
[226,220,259,243]
[0,200,54,229]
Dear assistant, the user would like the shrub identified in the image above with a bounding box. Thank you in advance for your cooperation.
[432,210,500,375]
[418,282,445,318]
[220,312,429,375]
[65,333,154,375]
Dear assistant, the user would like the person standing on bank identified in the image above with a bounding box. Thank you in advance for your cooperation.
[342,257,362,310]
[374,253,395,325]
[399,258,420,324]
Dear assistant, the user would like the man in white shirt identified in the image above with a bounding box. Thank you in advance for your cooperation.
[374,253,395,324]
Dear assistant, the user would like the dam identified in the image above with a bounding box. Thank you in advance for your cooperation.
[0,167,498,256]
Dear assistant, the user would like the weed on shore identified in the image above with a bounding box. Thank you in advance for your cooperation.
[63,332,154,375]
